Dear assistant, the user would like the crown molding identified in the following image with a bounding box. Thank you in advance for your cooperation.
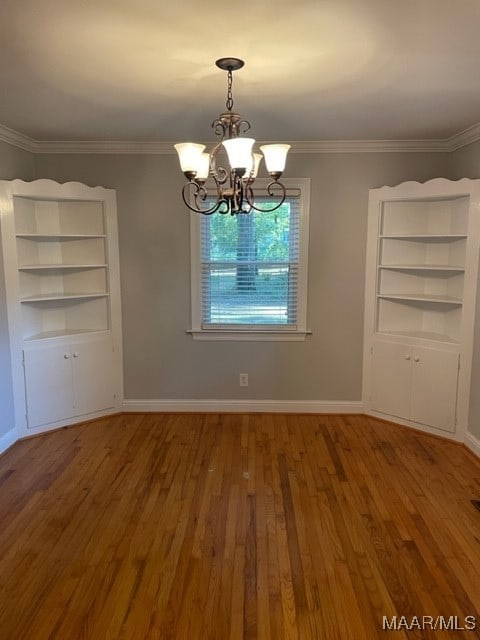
[20,137,453,155]
[284,139,449,153]
[1,122,480,155]
[0,124,37,152]
[34,139,176,154]
[445,122,480,152]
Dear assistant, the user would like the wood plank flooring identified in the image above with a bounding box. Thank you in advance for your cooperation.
[1,413,480,639]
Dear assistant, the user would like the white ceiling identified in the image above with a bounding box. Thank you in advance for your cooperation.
[1,0,480,143]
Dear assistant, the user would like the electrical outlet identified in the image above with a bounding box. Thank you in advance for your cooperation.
[239,373,249,387]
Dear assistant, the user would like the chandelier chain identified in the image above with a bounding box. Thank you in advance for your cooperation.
[226,69,233,112]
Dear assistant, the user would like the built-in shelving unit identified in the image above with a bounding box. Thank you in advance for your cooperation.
[375,195,469,344]
[12,197,111,340]
[0,179,123,436]
[363,178,480,439]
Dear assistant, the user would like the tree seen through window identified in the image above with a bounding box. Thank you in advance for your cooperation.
[201,201,298,325]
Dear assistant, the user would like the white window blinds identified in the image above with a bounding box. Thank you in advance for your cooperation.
[200,195,301,328]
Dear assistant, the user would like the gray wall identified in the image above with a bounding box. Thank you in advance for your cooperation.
[0,140,478,437]
[0,142,35,436]
[450,140,480,180]
[6,140,480,436]
[34,151,451,403]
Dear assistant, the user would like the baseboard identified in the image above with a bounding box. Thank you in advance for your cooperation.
[364,408,463,442]
[122,399,364,414]
[465,432,480,459]
[0,427,18,455]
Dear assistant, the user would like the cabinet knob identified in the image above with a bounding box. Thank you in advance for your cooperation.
[404,354,411,360]
[413,356,420,362]
[73,352,79,358]
[64,354,70,359]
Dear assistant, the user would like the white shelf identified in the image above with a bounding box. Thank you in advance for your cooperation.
[377,293,463,305]
[24,328,108,341]
[380,234,467,241]
[380,198,469,236]
[376,297,462,344]
[14,198,105,236]
[377,330,459,344]
[378,265,464,272]
[18,264,107,271]
[20,292,108,303]
[16,234,106,240]
[20,296,109,340]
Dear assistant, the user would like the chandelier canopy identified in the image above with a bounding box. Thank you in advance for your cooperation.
[174,58,290,215]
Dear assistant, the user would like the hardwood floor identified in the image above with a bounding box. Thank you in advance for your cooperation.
[1,414,480,639]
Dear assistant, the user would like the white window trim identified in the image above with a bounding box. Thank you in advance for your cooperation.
[188,177,311,341]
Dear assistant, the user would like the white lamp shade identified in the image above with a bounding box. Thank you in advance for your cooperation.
[222,138,255,170]
[174,143,206,173]
[260,144,291,173]
[196,153,210,180]
[245,153,262,178]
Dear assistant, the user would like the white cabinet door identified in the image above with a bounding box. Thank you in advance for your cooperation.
[24,343,74,428]
[371,341,412,420]
[410,347,458,432]
[370,340,459,432]
[71,336,115,416]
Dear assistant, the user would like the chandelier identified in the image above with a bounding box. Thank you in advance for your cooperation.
[174,57,290,215]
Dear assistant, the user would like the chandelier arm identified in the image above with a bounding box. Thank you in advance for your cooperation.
[212,112,243,140]
[225,170,245,215]
[237,120,251,136]
[235,172,245,213]
[211,172,227,209]
[244,180,287,213]
[209,142,229,186]
[214,167,229,186]
[217,200,232,215]
[212,118,227,139]
[181,182,222,215]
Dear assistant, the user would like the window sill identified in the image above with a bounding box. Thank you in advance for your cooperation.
[187,329,312,342]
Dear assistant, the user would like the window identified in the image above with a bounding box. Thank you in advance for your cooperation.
[189,178,310,340]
